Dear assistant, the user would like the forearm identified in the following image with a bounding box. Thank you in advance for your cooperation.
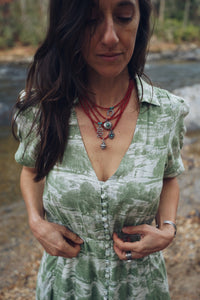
[20,166,45,228]
[114,177,180,259]
[156,177,179,233]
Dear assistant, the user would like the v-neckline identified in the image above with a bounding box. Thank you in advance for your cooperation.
[72,105,142,183]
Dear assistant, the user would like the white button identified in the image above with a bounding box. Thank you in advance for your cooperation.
[104,223,109,229]
[102,216,108,222]
[101,194,107,200]
[105,273,109,279]
[104,228,110,234]
[105,249,111,256]
[105,243,109,249]
[105,235,110,240]
[102,202,107,208]
[102,210,107,215]
[101,182,106,189]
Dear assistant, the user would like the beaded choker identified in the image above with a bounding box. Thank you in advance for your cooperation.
[79,80,134,150]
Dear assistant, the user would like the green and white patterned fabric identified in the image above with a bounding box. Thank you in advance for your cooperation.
[15,78,189,300]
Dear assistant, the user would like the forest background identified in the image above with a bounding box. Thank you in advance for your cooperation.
[0,0,200,50]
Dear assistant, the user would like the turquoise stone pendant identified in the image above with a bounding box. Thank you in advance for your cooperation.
[103,121,112,130]
[100,139,106,150]
[109,130,115,139]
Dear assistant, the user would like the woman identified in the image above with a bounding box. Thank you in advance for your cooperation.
[13,0,189,299]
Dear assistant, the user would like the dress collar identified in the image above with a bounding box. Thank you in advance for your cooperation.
[136,76,161,107]
[74,76,161,107]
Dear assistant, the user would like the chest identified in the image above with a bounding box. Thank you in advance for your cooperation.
[75,105,139,182]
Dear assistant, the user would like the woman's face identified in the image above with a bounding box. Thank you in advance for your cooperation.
[82,0,140,80]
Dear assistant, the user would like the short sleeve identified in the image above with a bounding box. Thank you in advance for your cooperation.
[164,97,189,178]
[14,92,40,168]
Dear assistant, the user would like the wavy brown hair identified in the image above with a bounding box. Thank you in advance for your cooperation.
[12,0,152,181]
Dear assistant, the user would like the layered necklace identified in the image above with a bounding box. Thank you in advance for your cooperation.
[79,79,134,150]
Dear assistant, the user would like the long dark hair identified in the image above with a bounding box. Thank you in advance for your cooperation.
[12,0,152,182]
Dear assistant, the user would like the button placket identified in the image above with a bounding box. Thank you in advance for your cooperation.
[101,183,111,300]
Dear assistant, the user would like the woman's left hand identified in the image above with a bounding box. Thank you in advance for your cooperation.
[113,224,175,260]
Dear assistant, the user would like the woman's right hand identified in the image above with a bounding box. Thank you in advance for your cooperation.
[20,167,83,258]
[30,217,84,258]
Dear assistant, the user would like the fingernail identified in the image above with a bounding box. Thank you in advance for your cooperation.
[78,237,84,243]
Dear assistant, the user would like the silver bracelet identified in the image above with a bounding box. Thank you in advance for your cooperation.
[163,220,177,237]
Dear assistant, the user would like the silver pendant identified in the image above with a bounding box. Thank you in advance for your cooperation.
[97,122,103,138]
[109,130,115,139]
[100,139,106,150]
[107,107,114,117]
[103,120,112,130]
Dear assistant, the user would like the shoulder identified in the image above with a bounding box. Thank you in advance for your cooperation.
[15,90,40,122]
[14,90,40,140]
[139,78,189,120]
[154,85,189,117]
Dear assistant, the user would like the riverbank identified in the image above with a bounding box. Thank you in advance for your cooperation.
[0,40,200,63]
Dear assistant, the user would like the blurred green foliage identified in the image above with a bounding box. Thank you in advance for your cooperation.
[0,0,47,49]
[0,0,199,49]
[154,19,200,43]
[152,0,200,43]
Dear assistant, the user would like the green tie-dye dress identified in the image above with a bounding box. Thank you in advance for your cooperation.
[15,78,189,300]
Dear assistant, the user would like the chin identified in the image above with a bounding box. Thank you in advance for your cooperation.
[91,66,128,80]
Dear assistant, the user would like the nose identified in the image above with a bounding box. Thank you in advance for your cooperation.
[101,19,119,48]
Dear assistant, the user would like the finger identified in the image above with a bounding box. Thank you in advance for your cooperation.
[60,242,82,258]
[113,234,141,252]
[47,238,82,258]
[113,232,123,242]
[113,242,126,260]
[113,244,144,260]
[122,225,148,235]
[124,251,145,260]
[62,228,84,244]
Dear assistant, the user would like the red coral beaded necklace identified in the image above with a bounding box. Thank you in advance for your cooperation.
[79,79,134,150]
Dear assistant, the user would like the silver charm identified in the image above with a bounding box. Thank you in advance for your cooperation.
[103,120,112,130]
[109,130,115,139]
[107,107,114,117]
[100,139,106,150]
[97,122,103,138]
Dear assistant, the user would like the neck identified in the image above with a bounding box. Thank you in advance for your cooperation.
[87,70,130,107]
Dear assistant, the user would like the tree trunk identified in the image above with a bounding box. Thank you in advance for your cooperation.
[19,0,26,23]
[183,0,191,28]
[159,0,165,23]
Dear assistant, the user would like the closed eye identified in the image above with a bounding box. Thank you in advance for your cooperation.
[117,16,133,23]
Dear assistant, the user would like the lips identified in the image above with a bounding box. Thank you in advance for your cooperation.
[98,53,122,57]
[97,53,122,61]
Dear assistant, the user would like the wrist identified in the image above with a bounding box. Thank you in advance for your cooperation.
[156,220,177,238]
[29,214,45,231]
